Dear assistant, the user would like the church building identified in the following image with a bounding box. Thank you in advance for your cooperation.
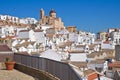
[39,9,64,30]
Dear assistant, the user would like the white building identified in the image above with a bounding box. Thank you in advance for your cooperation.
[88,60,108,72]
[40,49,62,61]
[34,29,46,43]
[69,32,78,42]
[68,50,87,62]
[0,15,19,23]
[108,28,120,33]
[77,31,95,45]
[19,18,37,24]
[18,29,35,41]
[0,25,16,37]
[0,14,37,24]
[110,30,120,45]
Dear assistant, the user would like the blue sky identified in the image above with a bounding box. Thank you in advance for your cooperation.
[0,0,120,33]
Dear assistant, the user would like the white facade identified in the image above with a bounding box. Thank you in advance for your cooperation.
[16,27,28,35]
[69,53,87,62]
[0,25,16,37]
[77,31,95,45]
[19,46,27,52]
[69,33,78,42]
[18,30,29,38]
[34,30,45,43]
[108,28,120,33]
[40,49,62,61]
[0,14,37,24]
[58,29,69,34]
[88,61,108,72]
[0,15,19,22]
[18,30,35,41]
[110,31,120,45]
[101,43,114,49]
[41,25,53,31]
[19,18,37,24]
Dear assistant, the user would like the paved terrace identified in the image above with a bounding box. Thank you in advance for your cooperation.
[0,69,35,80]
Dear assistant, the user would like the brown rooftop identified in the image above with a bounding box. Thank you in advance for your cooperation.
[16,52,30,55]
[89,60,105,64]
[68,50,85,53]
[0,45,12,52]
[89,44,97,50]
[34,29,44,32]
[87,52,98,58]
[84,69,96,76]
[46,34,54,37]
[71,62,88,68]
[19,30,30,32]
[76,45,86,48]
[108,61,120,68]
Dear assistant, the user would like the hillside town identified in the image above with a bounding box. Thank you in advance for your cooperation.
[0,9,120,80]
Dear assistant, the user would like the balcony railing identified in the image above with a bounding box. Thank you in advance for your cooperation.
[14,53,82,80]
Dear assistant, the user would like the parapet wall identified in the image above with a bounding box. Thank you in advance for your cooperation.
[15,63,60,80]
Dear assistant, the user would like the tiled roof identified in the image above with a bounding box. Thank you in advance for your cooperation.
[108,61,120,68]
[68,50,85,53]
[89,44,97,50]
[19,30,30,32]
[89,60,105,64]
[14,41,35,49]
[87,52,98,58]
[16,38,29,41]
[0,45,12,52]
[46,34,54,37]
[70,62,87,68]
[56,34,63,38]
[76,45,86,48]
[16,52,30,55]
[84,69,96,76]
[103,41,110,44]
[95,39,102,42]
[34,29,43,32]
[87,49,115,59]
[0,36,15,40]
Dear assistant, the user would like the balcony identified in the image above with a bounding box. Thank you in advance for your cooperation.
[0,53,82,80]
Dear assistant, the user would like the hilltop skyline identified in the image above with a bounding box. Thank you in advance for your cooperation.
[0,0,120,33]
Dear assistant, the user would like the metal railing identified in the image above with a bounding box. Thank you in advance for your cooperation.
[14,53,82,80]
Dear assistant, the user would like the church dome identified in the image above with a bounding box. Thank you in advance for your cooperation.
[50,9,56,13]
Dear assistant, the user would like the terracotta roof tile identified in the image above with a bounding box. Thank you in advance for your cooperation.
[46,34,54,37]
[108,61,120,68]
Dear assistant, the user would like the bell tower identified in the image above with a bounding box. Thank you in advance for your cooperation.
[40,8,44,19]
